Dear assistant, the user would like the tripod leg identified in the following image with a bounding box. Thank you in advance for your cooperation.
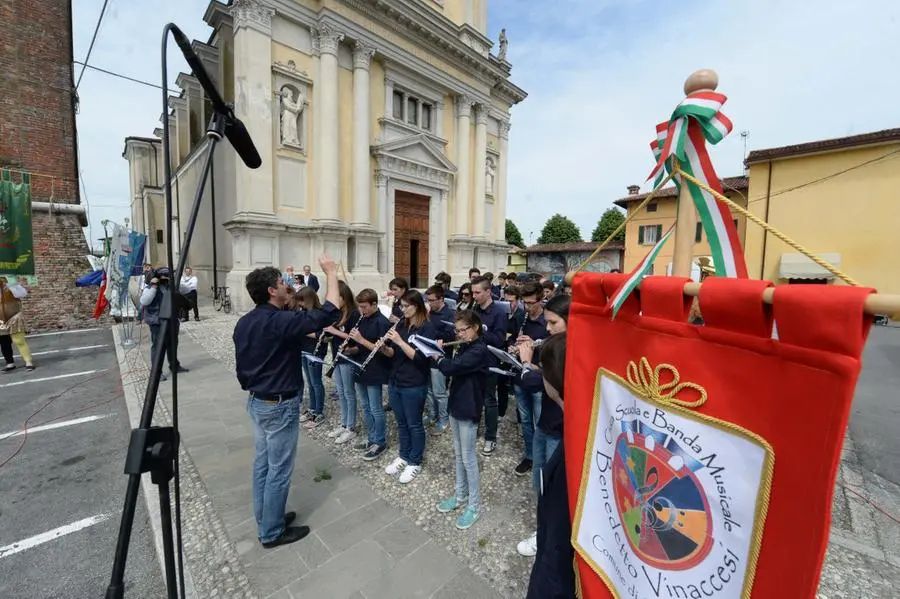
[155,476,180,599]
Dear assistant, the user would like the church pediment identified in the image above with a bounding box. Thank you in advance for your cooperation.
[372,134,457,173]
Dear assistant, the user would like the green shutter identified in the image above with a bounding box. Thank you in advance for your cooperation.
[656,225,663,241]
[638,226,645,244]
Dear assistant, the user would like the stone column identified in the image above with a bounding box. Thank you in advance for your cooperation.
[495,120,510,242]
[230,0,275,215]
[472,104,488,238]
[315,23,344,223]
[452,96,472,237]
[375,172,389,273]
[351,42,376,228]
[438,189,449,271]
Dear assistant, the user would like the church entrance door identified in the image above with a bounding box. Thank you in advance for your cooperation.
[393,191,430,289]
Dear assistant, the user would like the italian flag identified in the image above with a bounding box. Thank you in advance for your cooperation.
[607,224,675,318]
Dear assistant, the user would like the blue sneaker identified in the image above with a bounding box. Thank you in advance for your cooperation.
[431,420,449,435]
[437,496,466,513]
[455,507,480,530]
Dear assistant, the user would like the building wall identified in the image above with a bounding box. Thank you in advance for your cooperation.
[744,143,900,294]
[622,190,748,273]
[527,249,622,275]
[0,0,95,331]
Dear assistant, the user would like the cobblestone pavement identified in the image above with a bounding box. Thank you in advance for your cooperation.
[124,305,900,598]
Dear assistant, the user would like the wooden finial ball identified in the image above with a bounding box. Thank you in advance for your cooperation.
[684,69,719,95]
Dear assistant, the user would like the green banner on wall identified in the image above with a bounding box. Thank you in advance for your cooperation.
[0,169,35,276]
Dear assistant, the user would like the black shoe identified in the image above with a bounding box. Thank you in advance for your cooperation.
[514,458,533,477]
[261,525,310,548]
[363,444,386,461]
[171,365,190,373]
[284,511,296,526]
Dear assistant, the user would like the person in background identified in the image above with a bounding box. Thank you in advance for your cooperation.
[433,309,488,530]
[515,294,570,558]
[497,272,508,294]
[434,271,458,301]
[455,282,473,312]
[300,265,319,292]
[483,272,501,300]
[0,276,34,372]
[470,275,507,456]
[497,284,524,419]
[282,265,297,288]
[140,267,191,380]
[180,266,200,321]
[233,256,341,548]
[424,284,455,433]
[387,277,409,323]
[525,332,575,599]
[541,280,555,302]
[140,263,153,290]
[296,287,326,426]
[323,281,361,446]
[349,288,394,461]
[384,290,436,484]
[468,267,481,283]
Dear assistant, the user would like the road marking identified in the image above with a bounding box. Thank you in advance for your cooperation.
[0,369,108,389]
[0,414,111,441]
[26,327,102,339]
[16,344,109,358]
[0,514,111,559]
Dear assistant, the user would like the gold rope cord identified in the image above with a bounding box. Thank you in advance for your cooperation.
[573,169,678,273]
[626,357,708,408]
[673,166,860,286]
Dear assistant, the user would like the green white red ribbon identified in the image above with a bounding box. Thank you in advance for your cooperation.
[607,224,675,318]
[647,91,748,279]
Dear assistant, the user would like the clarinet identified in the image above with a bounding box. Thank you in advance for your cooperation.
[325,316,362,378]
[358,320,400,371]
[509,336,545,357]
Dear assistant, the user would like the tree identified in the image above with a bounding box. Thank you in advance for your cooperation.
[591,207,626,243]
[505,219,525,248]
[536,214,582,245]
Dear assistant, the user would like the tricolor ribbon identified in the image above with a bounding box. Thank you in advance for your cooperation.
[647,91,748,279]
[607,224,675,318]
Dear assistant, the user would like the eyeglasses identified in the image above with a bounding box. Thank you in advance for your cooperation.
[426,297,441,303]
[455,325,473,334]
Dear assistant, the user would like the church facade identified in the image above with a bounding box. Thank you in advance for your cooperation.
[124,0,526,311]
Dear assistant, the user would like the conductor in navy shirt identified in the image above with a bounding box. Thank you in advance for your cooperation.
[233,255,342,548]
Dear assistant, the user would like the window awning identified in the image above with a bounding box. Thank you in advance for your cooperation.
[778,253,841,280]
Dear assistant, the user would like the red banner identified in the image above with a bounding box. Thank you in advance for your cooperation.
[566,273,873,599]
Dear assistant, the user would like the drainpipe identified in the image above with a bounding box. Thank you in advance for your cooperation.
[32,202,87,216]
[760,160,773,279]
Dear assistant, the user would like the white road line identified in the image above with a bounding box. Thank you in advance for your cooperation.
[16,344,109,358]
[26,327,102,339]
[0,369,108,389]
[0,514,111,559]
[0,414,111,441]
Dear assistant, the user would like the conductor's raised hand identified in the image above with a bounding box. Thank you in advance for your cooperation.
[318,254,336,274]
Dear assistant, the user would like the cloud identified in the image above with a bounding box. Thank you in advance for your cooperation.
[488,0,900,244]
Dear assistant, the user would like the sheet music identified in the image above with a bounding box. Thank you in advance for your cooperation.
[302,352,326,364]
[408,334,444,359]
[489,366,516,377]
[487,345,523,370]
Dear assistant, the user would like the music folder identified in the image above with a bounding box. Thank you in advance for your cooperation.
[408,334,444,359]
[302,352,326,364]
[487,345,524,370]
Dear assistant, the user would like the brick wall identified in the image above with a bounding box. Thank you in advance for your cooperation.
[0,0,99,331]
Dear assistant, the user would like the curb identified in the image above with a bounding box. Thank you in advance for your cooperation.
[111,324,198,599]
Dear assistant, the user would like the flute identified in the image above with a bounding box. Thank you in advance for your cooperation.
[357,320,400,371]
[325,317,363,378]
[442,338,474,348]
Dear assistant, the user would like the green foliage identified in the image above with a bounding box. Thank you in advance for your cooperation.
[536,214,582,245]
[590,207,627,243]
[505,219,525,248]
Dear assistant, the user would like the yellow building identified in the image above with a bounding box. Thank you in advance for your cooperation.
[744,128,900,294]
[614,176,749,276]
[124,0,526,310]
[506,246,526,272]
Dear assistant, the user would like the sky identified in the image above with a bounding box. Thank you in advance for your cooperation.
[73,0,900,250]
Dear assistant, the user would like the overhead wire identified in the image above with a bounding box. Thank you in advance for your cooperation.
[75,0,113,89]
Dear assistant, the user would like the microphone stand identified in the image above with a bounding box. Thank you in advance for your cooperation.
[106,23,235,599]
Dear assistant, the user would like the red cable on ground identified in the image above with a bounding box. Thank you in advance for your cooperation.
[838,482,900,526]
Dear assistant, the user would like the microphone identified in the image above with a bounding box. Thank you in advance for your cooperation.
[171,26,262,169]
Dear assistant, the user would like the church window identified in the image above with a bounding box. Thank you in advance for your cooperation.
[407,97,418,125]
[392,91,404,119]
[421,104,433,130]
[391,88,435,133]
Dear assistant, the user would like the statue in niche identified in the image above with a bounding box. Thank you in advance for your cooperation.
[498,28,508,61]
[485,157,496,196]
[280,86,304,147]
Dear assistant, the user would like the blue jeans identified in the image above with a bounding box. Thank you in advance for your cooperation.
[389,384,427,465]
[302,359,325,415]
[246,394,300,543]
[515,385,542,460]
[451,416,481,510]
[426,368,449,424]
[356,383,386,447]
[334,362,358,429]
[532,426,561,497]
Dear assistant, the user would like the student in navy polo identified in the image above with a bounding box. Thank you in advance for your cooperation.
[348,288,394,462]
[233,257,341,548]
[470,275,508,456]
[424,284,456,433]
[384,289,436,484]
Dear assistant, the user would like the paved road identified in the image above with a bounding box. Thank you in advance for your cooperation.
[849,324,900,486]
[0,328,165,599]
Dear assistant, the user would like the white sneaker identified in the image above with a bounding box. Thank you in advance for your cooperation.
[398,464,421,484]
[335,429,356,445]
[326,426,344,438]
[517,531,538,557]
[385,457,407,476]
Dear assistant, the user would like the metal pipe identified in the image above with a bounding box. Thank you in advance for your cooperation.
[32,201,87,215]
